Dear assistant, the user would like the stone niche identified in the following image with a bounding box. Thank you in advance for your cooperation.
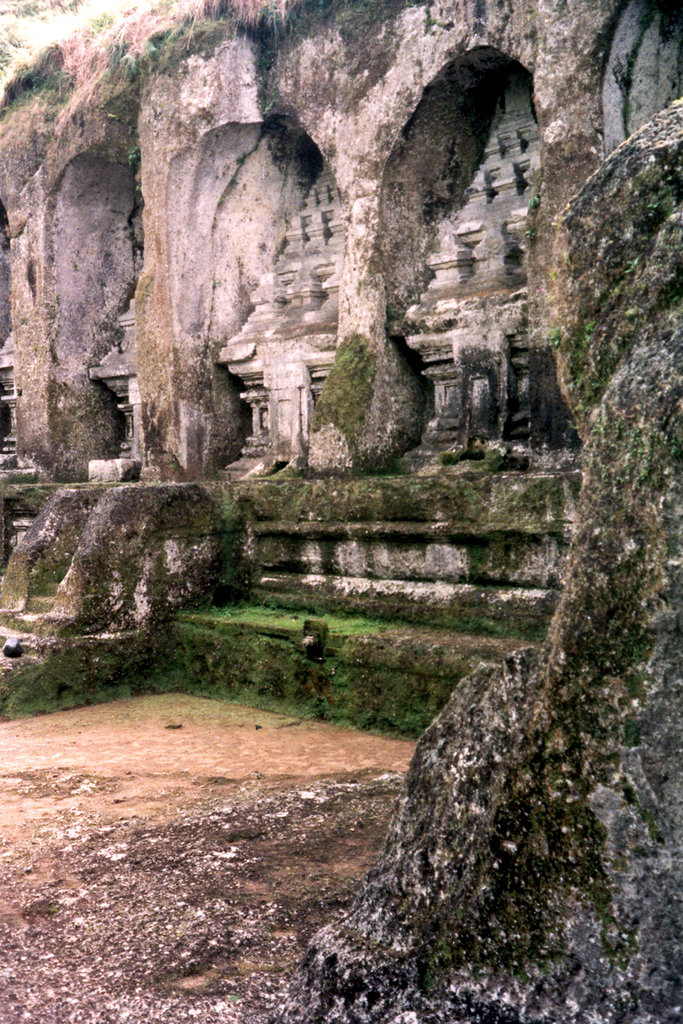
[88,297,141,481]
[41,154,142,481]
[0,203,16,469]
[402,71,541,463]
[217,166,344,474]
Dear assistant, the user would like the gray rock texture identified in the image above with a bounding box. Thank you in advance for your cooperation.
[87,459,141,483]
[603,1,683,155]
[273,102,683,1024]
[50,484,224,633]
[0,488,101,612]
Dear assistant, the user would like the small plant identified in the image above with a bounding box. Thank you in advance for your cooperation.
[127,144,141,174]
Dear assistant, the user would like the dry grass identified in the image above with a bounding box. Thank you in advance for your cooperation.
[0,0,299,111]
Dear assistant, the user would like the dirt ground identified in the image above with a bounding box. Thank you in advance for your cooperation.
[0,694,415,1024]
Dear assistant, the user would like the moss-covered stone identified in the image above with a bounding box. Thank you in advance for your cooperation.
[233,471,579,533]
[556,100,683,424]
[150,608,528,737]
[50,484,224,633]
[1,488,101,610]
[311,332,376,457]
[0,631,163,719]
[274,101,683,1024]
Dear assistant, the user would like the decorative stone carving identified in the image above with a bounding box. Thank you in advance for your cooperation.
[218,168,344,474]
[404,74,540,463]
[88,298,141,477]
[0,332,18,469]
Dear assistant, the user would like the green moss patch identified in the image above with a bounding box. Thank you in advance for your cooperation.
[158,609,523,737]
[232,471,580,533]
[559,133,683,422]
[0,633,162,719]
[311,333,376,449]
[0,604,528,739]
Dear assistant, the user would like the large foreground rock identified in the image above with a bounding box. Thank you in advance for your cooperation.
[274,104,683,1024]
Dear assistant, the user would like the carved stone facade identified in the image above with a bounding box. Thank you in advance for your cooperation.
[403,74,539,462]
[0,332,17,469]
[1,4,680,482]
[218,168,344,473]
[88,298,141,479]
[0,203,15,469]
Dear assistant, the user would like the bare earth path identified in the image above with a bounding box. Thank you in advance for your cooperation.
[0,695,415,1024]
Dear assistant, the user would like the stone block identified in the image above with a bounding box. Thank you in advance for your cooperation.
[1,488,101,611]
[52,484,224,633]
[87,459,141,483]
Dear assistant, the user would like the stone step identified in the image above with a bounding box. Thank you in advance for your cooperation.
[253,529,564,590]
[252,519,561,541]
[173,609,538,735]
[0,609,70,637]
[180,609,532,653]
[236,471,581,536]
[25,594,56,613]
[252,572,558,639]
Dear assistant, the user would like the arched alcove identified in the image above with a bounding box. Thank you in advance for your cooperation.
[212,118,345,474]
[0,201,10,344]
[0,199,17,466]
[49,154,140,479]
[379,47,522,315]
[379,52,571,467]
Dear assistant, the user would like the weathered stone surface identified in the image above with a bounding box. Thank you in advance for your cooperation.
[273,103,683,1024]
[51,484,224,633]
[218,167,346,474]
[603,1,683,156]
[0,488,101,612]
[1,1,679,477]
[89,298,142,461]
[87,459,141,483]
[234,470,578,639]
[0,11,680,1014]
[137,38,326,478]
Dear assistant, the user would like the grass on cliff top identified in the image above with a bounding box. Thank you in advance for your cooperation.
[0,0,299,108]
[0,0,410,119]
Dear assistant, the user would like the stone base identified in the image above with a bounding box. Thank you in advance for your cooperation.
[222,454,300,481]
[88,458,141,483]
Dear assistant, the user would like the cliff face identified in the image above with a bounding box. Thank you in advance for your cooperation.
[1,0,679,480]
[0,3,680,1022]
[274,101,683,1024]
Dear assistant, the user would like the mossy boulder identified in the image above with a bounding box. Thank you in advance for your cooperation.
[51,484,223,633]
[1,488,101,611]
[274,104,683,1024]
